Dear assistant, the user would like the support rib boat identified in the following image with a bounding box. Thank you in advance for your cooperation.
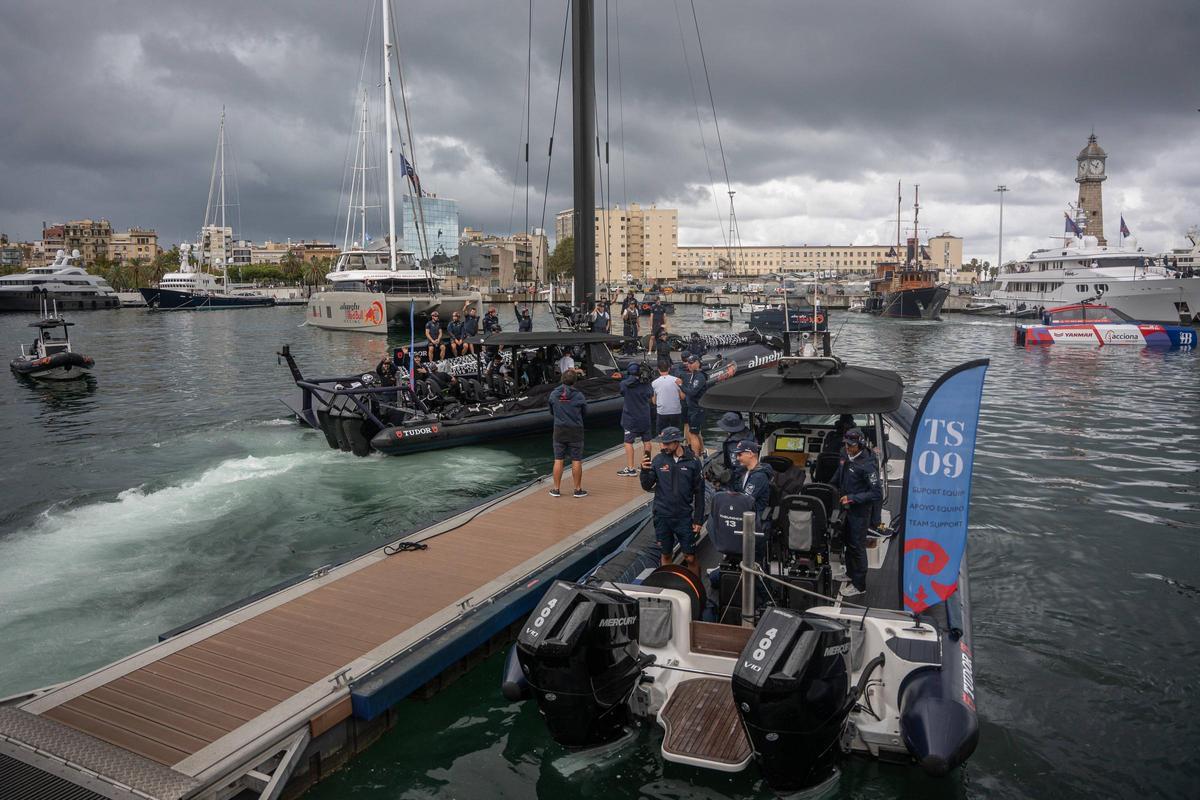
[504,331,987,792]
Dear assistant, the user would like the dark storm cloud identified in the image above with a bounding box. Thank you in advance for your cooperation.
[0,0,1196,261]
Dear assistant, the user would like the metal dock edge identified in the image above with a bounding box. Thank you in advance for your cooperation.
[1,446,651,799]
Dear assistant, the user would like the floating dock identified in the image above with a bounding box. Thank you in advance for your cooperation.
[0,447,650,799]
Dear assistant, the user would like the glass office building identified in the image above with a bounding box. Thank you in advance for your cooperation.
[401,195,459,259]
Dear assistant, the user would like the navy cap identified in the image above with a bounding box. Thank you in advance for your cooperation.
[733,439,761,455]
[626,363,640,375]
[656,426,684,443]
[843,427,866,446]
[684,353,700,364]
[716,412,747,433]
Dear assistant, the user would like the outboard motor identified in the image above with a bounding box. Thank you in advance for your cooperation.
[732,608,853,793]
[516,581,648,748]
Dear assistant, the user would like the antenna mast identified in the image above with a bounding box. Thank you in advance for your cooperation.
[571,0,596,309]
[382,0,398,273]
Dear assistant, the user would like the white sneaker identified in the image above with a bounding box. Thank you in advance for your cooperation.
[839,583,866,598]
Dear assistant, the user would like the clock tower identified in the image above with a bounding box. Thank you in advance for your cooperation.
[1075,133,1107,245]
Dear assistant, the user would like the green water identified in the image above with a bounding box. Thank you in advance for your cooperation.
[1,305,1196,799]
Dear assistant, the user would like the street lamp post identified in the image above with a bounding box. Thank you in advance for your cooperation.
[994,185,1009,279]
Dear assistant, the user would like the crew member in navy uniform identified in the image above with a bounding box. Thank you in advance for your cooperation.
[686,332,707,358]
[461,302,480,354]
[732,440,773,524]
[830,428,882,598]
[680,353,708,457]
[517,306,533,332]
[446,310,467,357]
[821,413,856,454]
[424,311,445,361]
[716,411,752,470]
[649,299,667,342]
[618,363,654,476]
[548,371,588,498]
[621,304,640,354]
[481,305,500,333]
[640,426,705,577]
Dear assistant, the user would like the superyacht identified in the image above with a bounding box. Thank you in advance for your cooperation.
[0,249,120,312]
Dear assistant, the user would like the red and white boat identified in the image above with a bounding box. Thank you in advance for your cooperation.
[1014,302,1196,348]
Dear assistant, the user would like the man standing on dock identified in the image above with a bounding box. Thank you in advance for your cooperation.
[621,304,639,354]
[549,371,588,498]
[618,363,654,476]
[681,354,708,458]
[652,362,684,435]
[641,426,705,577]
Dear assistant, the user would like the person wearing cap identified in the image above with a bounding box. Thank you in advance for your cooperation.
[830,427,882,598]
[517,305,533,332]
[590,301,611,334]
[649,298,667,341]
[681,353,709,457]
[548,371,588,498]
[716,412,754,470]
[447,310,467,357]
[685,332,707,358]
[424,311,445,361]
[618,363,654,476]
[732,439,774,524]
[481,305,501,334]
[640,426,705,577]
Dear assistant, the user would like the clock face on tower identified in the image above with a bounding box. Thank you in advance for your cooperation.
[1077,160,1088,178]
[1088,158,1104,176]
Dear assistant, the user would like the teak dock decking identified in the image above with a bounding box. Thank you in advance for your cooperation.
[0,447,651,800]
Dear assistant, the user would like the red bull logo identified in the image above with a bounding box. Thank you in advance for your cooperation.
[364,301,385,326]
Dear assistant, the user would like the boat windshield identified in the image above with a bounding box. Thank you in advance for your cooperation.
[1048,305,1134,324]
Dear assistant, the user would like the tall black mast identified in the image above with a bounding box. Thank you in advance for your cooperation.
[571,0,596,308]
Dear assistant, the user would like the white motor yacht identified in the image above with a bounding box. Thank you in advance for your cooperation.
[993,230,1200,324]
[0,250,120,312]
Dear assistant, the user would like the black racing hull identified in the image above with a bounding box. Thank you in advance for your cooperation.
[0,292,119,312]
[871,286,950,320]
[138,287,276,310]
[369,394,627,455]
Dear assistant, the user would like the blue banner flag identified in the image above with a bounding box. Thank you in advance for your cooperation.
[900,359,989,614]
[1120,215,1131,238]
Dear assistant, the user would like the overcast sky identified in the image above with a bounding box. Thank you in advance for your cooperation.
[1,0,1196,263]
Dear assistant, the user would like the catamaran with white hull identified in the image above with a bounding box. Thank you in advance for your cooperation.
[993,228,1200,325]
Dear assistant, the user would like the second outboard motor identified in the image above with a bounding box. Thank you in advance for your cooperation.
[516,581,647,748]
[732,609,852,793]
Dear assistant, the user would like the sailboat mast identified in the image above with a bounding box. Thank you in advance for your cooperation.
[358,96,370,247]
[571,0,596,309]
[382,0,398,272]
[218,108,227,280]
[895,180,901,256]
[913,185,920,269]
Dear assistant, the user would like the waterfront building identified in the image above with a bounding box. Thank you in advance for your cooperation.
[456,231,549,289]
[401,195,459,259]
[676,234,964,282]
[42,219,113,267]
[107,227,159,264]
[199,224,234,270]
[556,203,678,283]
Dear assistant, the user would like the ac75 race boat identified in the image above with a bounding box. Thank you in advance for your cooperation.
[502,328,987,793]
[279,328,783,457]
[1014,302,1196,348]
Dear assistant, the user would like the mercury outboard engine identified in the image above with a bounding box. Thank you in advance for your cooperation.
[732,609,853,793]
[516,581,649,748]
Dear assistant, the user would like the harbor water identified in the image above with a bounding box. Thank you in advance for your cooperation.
[0,305,1196,799]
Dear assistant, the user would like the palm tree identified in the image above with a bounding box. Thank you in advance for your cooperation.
[303,256,329,288]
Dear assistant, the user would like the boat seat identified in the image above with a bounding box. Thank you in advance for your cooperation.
[801,482,838,518]
[777,494,829,559]
[811,451,841,484]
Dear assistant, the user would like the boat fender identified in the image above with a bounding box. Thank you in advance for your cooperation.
[500,643,531,702]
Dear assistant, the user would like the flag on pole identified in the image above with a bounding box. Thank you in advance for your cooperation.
[1120,215,1131,238]
[899,359,989,614]
[400,154,425,197]
[1064,212,1082,237]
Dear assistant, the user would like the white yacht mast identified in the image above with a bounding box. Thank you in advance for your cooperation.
[382,0,398,273]
[201,108,229,276]
[343,94,375,251]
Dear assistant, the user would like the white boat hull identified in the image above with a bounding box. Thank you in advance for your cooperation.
[305,290,482,333]
[702,308,732,323]
[995,274,1200,324]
